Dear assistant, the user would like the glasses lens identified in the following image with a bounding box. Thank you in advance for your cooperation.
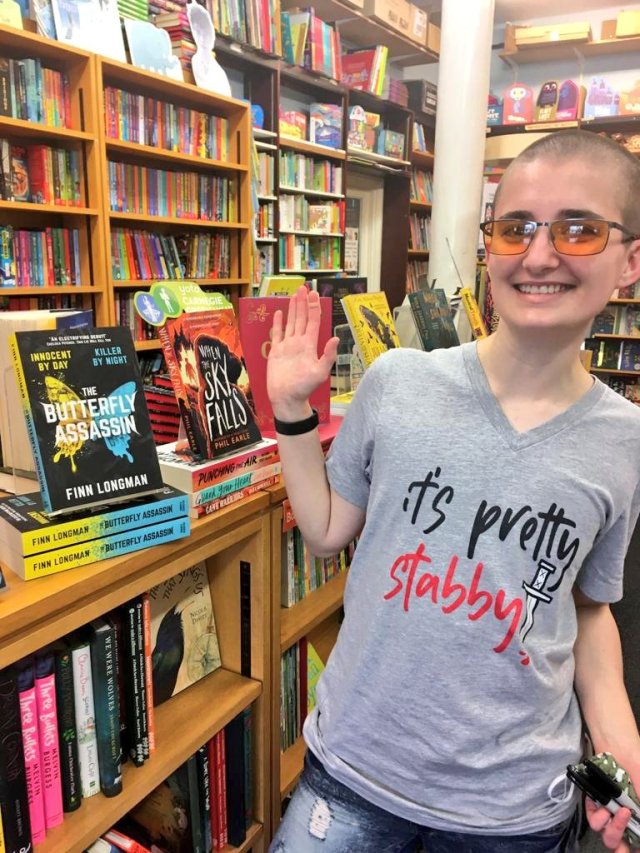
[486,220,536,255]
[550,219,609,255]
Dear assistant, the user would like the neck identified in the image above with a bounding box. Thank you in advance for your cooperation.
[477,323,593,404]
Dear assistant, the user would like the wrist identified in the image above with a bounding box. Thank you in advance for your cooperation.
[271,401,314,423]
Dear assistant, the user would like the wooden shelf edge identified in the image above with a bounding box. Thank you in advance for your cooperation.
[113,278,249,289]
[109,212,250,229]
[106,138,247,173]
[0,116,94,141]
[280,571,348,652]
[42,669,262,853]
[280,736,306,800]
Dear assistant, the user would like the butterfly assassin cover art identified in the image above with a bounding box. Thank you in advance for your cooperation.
[10,327,164,515]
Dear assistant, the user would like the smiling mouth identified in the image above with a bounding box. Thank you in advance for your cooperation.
[514,283,574,294]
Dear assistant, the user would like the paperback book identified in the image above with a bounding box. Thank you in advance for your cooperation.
[9,326,164,516]
[340,290,400,368]
[149,562,221,706]
[0,485,188,557]
[156,437,279,493]
[158,310,262,460]
[408,289,460,351]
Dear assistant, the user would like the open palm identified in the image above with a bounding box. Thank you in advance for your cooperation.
[267,286,339,413]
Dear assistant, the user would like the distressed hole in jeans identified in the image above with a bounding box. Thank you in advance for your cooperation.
[308,797,332,840]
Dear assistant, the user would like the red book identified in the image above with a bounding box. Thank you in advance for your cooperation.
[341,49,376,91]
[238,296,332,431]
[26,145,52,205]
[208,736,220,849]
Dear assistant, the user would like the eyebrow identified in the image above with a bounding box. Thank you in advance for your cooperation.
[498,208,605,220]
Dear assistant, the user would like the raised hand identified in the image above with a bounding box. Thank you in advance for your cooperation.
[267,286,339,420]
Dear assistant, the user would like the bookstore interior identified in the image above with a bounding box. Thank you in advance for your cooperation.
[3,0,640,850]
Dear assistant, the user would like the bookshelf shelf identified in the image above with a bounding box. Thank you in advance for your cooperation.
[347,148,411,168]
[280,229,344,237]
[592,368,640,376]
[499,35,640,65]
[410,201,432,211]
[279,137,346,160]
[109,212,251,230]
[112,277,249,289]
[593,334,640,340]
[411,150,435,168]
[0,117,95,143]
[408,248,430,256]
[280,571,347,652]
[279,186,345,199]
[0,285,98,295]
[105,139,247,174]
[134,338,161,350]
[280,267,344,273]
[0,201,99,216]
[610,298,640,305]
[280,736,306,800]
[256,236,277,243]
[40,669,262,853]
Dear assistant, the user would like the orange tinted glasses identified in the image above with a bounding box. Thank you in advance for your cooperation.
[480,218,638,256]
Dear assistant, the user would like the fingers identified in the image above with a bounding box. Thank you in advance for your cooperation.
[272,309,283,345]
[294,285,309,336]
[285,290,297,338]
[587,800,632,851]
[319,336,339,372]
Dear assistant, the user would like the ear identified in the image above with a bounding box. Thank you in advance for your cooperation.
[619,238,640,287]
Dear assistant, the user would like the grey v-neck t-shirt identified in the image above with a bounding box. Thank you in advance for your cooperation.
[304,342,640,834]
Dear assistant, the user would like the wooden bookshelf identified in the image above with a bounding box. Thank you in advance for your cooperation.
[0,26,108,323]
[96,55,254,331]
[407,115,434,293]
[0,496,272,853]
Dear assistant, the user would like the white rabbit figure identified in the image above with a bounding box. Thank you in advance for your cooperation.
[187,2,231,97]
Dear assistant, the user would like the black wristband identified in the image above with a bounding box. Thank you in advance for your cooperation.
[273,408,319,436]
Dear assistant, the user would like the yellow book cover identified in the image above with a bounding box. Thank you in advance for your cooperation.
[0,804,5,853]
[258,274,306,296]
[307,641,325,713]
[460,287,487,339]
[340,291,400,368]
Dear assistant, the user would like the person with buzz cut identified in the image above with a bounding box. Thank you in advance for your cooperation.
[266,129,640,853]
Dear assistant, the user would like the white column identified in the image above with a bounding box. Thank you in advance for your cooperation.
[428,0,495,298]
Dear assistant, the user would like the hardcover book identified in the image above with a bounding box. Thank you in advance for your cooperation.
[128,761,193,853]
[0,485,189,557]
[9,326,164,516]
[51,641,81,813]
[340,291,400,368]
[316,276,367,333]
[16,657,46,845]
[68,634,100,799]
[148,562,221,706]
[34,650,63,830]
[239,296,332,430]
[158,310,262,460]
[0,665,32,853]
[88,618,122,798]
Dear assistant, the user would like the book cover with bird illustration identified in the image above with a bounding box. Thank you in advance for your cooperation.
[340,291,401,369]
[9,326,164,516]
[158,309,262,460]
[148,562,221,707]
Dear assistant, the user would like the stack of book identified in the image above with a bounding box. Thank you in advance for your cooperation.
[341,45,389,96]
[156,438,281,519]
[153,8,195,71]
[117,0,149,20]
[143,374,181,445]
[0,563,222,850]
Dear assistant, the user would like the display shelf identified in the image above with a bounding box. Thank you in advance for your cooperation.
[0,116,95,142]
[278,186,345,199]
[0,200,99,215]
[279,137,346,160]
[500,35,640,65]
[105,138,247,173]
[280,736,307,800]
[347,149,411,168]
[0,285,99,295]
[109,212,251,229]
[591,368,640,376]
[40,670,262,853]
[280,571,348,652]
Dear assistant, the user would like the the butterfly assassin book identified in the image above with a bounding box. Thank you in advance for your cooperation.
[9,327,164,516]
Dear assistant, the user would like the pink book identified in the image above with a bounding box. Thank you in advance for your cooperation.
[239,296,332,431]
[35,650,64,829]
[16,657,46,845]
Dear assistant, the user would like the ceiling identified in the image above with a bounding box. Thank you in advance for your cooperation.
[422,0,629,26]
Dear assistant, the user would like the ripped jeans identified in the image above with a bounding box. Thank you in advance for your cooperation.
[269,752,581,853]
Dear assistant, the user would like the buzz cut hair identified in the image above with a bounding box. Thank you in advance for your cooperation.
[492,129,640,234]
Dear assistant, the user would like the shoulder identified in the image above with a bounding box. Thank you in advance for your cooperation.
[368,343,468,376]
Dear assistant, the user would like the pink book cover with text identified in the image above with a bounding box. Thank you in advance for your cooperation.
[239,296,332,431]
[17,657,47,845]
[35,650,64,829]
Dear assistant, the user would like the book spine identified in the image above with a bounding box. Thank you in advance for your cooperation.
[34,652,63,830]
[122,602,144,767]
[19,517,190,580]
[186,755,204,853]
[141,593,156,754]
[192,463,282,507]
[240,561,251,679]
[460,287,487,339]
[89,622,123,798]
[19,490,190,556]
[242,706,253,829]
[208,736,219,850]
[186,447,279,492]
[70,639,101,799]
[134,599,149,761]
[8,333,52,512]
[16,659,45,846]
[102,828,151,853]
[215,731,227,849]
[53,645,81,812]
[193,476,279,519]
[224,714,246,848]
[0,665,32,853]
[196,744,212,853]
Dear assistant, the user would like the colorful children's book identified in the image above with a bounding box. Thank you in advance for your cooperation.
[239,296,332,430]
[158,309,262,459]
[258,274,306,297]
[9,326,164,516]
[148,562,221,706]
[16,657,46,845]
[340,290,400,368]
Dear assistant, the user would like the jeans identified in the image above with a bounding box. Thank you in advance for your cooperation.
[269,752,581,853]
